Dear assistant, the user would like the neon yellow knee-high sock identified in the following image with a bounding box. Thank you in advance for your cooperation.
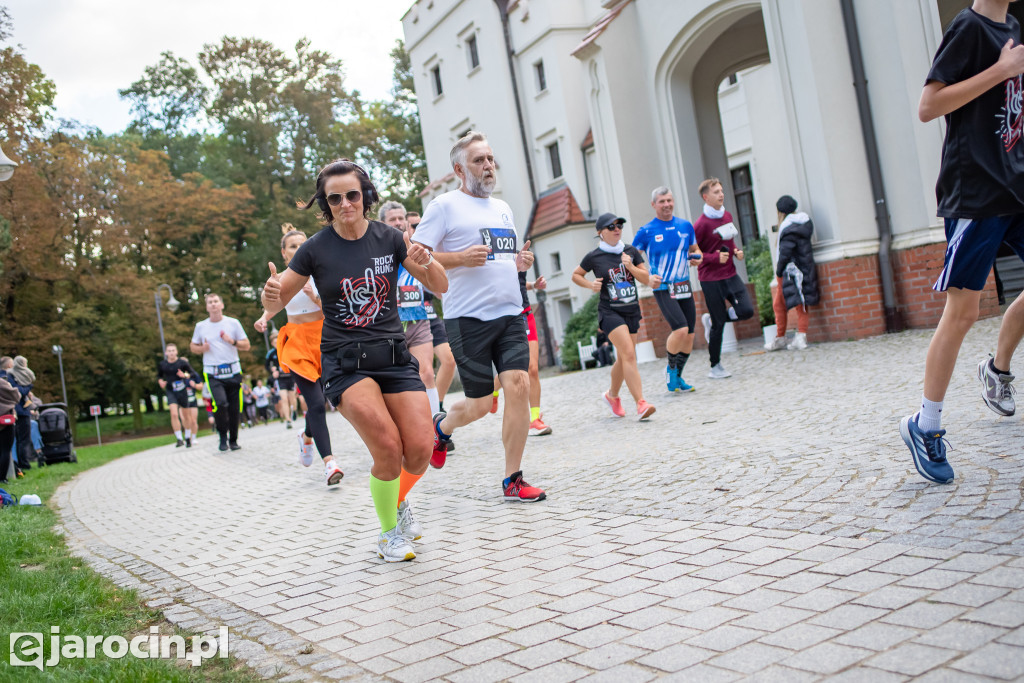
[369,474,400,532]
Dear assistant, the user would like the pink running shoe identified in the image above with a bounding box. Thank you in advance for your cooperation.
[603,392,625,418]
[637,400,656,421]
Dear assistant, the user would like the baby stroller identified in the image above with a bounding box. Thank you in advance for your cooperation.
[37,403,77,465]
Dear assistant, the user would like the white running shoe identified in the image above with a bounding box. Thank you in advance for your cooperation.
[298,433,314,467]
[708,363,732,379]
[397,500,424,540]
[765,336,788,352]
[701,313,712,344]
[787,332,808,350]
[377,527,416,562]
[978,356,1016,416]
[323,459,344,486]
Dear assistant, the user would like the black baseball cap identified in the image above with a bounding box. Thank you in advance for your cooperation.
[596,213,626,232]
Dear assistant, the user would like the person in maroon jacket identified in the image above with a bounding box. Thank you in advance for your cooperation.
[693,178,754,378]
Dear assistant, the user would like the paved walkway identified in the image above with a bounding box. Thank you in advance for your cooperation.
[57,317,1024,681]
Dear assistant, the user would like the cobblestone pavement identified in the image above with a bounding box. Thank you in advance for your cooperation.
[56,317,1024,681]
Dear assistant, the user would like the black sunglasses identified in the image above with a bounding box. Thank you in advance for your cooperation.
[604,223,624,231]
[326,190,362,207]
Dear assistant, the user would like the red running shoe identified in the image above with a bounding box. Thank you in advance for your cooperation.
[490,393,499,414]
[430,412,449,469]
[637,400,656,421]
[503,471,546,502]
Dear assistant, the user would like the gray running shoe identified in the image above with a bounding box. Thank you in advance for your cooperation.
[708,363,731,379]
[397,500,424,540]
[978,357,1016,416]
[377,527,416,562]
[701,313,712,344]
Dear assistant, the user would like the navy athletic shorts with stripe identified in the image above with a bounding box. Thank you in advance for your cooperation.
[934,215,1024,292]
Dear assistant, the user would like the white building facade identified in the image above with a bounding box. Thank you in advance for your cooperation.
[402,0,1006,363]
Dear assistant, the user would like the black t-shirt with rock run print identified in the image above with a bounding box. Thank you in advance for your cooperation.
[927,9,1024,218]
[579,245,645,312]
[289,220,408,351]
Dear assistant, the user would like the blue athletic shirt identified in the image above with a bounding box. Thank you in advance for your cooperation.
[396,265,428,321]
[632,217,697,292]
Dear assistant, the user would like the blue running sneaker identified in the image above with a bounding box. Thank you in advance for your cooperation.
[676,375,695,392]
[666,364,679,392]
[899,413,954,484]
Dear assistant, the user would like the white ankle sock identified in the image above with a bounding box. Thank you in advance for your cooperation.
[728,307,738,321]
[426,387,439,415]
[918,397,943,432]
[184,430,191,439]
[174,430,182,440]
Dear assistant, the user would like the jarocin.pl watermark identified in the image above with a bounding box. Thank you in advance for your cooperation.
[10,626,229,670]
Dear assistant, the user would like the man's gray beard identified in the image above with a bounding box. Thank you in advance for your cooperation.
[464,172,496,198]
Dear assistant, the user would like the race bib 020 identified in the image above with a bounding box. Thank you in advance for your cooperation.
[481,228,517,261]
[171,380,185,392]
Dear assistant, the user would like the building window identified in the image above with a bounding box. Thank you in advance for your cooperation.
[731,165,759,244]
[430,65,443,97]
[466,35,479,70]
[534,60,547,93]
[550,252,561,273]
[546,141,562,180]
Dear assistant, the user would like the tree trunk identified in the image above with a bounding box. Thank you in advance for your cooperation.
[131,384,143,433]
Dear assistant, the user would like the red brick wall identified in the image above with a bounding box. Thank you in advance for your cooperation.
[633,242,1001,358]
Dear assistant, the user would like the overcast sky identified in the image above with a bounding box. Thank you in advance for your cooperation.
[4,0,410,133]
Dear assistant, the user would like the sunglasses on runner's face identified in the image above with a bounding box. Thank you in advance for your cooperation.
[326,190,362,206]
[604,223,624,231]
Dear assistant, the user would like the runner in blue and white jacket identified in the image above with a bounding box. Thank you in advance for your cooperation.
[632,186,703,392]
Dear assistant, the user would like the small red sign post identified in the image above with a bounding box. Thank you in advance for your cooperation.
[90,405,102,446]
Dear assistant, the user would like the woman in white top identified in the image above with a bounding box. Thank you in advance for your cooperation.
[256,226,343,486]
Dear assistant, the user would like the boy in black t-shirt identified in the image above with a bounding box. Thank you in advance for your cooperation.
[901,1,1024,485]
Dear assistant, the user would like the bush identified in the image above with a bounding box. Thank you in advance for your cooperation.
[560,294,600,370]
[745,236,775,327]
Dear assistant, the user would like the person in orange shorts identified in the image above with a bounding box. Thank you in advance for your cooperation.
[256,225,343,486]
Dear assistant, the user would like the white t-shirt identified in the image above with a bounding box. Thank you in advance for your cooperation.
[413,189,524,321]
[251,385,270,408]
[191,317,247,372]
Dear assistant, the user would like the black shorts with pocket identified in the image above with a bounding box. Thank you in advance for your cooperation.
[598,304,642,335]
[165,388,191,408]
[653,289,697,332]
[445,315,529,399]
[321,345,424,408]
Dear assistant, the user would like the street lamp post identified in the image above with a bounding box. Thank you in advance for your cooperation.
[51,345,68,407]
[0,142,17,182]
[154,284,180,351]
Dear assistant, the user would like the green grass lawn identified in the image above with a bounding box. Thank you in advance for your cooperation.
[0,437,260,681]
[73,410,207,443]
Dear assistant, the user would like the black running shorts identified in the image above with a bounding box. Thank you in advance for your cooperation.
[276,373,296,391]
[321,354,424,408]
[653,289,697,333]
[445,315,529,399]
[430,317,448,346]
[598,305,642,335]
[165,389,191,408]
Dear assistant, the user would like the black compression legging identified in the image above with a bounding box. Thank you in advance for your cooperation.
[293,374,332,459]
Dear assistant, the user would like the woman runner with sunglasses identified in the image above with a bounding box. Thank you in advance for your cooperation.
[261,160,447,562]
[572,213,657,420]
[255,225,344,486]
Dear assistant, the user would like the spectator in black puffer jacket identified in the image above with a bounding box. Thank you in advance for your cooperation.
[766,195,819,351]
